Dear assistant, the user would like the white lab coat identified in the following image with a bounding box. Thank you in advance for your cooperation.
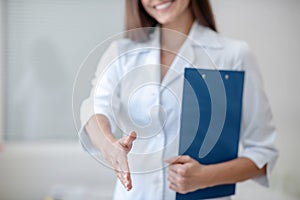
[79,21,278,200]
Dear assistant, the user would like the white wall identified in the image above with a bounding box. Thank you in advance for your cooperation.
[0,0,4,141]
[0,143,116,200]
[4,0,125,141]
[0,0,300,200]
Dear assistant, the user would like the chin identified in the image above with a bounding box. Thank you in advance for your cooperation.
[156,16,175,26]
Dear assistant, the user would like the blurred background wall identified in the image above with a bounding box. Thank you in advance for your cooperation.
[0,0,299,200]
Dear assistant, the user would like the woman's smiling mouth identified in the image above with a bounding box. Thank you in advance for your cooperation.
[153,1,174,11]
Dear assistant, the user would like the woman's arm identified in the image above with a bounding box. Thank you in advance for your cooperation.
[205,157,266,186]
[85,114,117,148]
[165,155,266,194]
[85,114,136,191]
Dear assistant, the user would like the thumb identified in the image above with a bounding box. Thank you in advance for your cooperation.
[165,155,192,164]
[125,131,137,144]
[120,131,137,149]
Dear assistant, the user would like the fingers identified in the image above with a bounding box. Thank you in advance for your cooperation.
[167,168,180,183]
[169,183,177,192]
[117,153,132,190]
[114,169,132,191]
[113,148,133,191]
[165,155,192,164]
[167,167,189,194]
[114,165,132,190]
[110,131,137,191]
[168,163,186,175]
[169,182,188,194]
[168,170,187,194]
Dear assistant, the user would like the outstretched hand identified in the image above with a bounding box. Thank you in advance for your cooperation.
[103,131,136,191]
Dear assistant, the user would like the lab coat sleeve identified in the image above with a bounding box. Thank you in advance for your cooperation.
[79,41,121,154]
[238,42,278,187]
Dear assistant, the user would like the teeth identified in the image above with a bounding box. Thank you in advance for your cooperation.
[155,2,172,10]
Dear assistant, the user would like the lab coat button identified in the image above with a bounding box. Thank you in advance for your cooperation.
[156,133,163,138]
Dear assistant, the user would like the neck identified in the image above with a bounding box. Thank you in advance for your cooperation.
[161,10,194,35]
[160,8,194,51]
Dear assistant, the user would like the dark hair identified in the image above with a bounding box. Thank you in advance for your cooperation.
[125,0,217,39]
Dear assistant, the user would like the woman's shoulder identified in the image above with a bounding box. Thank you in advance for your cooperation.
[218,33,251,56]
[217,34,257,70]
[194,25,255,69]
[219,34,253,67]
[193,23,252,57]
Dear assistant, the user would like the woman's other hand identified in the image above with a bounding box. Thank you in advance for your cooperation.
[165,155,210,194]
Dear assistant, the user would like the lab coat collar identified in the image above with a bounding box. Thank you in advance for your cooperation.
[160,21,224,87]
[135,21,224,87]
[188,21,223,49]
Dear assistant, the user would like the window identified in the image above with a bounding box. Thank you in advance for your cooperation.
[3,0,124,141]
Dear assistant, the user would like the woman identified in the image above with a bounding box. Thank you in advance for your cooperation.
[80,0,278,199]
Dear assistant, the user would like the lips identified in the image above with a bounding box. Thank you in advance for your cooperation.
[153,0,174,11]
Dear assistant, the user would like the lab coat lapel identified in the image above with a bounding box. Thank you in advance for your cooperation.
[161,21,224,87]
[141,27,161,83]
[161,28,196,88]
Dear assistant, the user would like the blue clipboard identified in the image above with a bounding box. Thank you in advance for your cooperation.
[177,68,244,200]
